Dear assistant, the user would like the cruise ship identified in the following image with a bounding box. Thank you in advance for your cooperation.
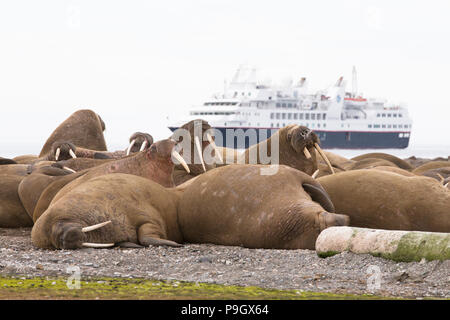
[168,66,412,149]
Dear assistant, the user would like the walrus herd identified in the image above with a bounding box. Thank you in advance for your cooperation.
[1,109,449,251]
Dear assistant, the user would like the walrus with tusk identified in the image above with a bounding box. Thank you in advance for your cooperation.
[32,139,189,223]
[31,164,349,250]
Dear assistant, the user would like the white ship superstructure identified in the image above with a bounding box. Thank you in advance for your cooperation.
[169,66,412,149]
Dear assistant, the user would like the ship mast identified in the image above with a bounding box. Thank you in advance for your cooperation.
[352,66,357,98]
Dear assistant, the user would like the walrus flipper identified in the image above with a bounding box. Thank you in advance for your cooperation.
[117,241,144,248]
[139,236,183,247]
[302,183,335,213]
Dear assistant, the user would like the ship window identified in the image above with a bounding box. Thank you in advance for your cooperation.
[399,114,403,117]
[368,124,372,128]
[276,103,280,108]
[311,114,316,120]
[283,123,286,127]
[323,123,326,128]
[393,125,397,128]
[393,114,397,117]
[288,113,292,119]
[317,123,321,128]
[388,114,392,117]
[288,103,292,108]
[294,103,297,108]
[270,113,274,119]
[377,113,380,117]
[382,114,386,117]
[399,124,402,128]
[294,113,298,120]
[346,132,351,141]
[248,92,251,96]
[282,103,286,108]
[388,125,392,128]
[282,113,286,119]
[305,113,310,120]
[276,113,280,119]
[399,133,404,138]
[311,123,315,127]
[323,113,326,120]
[374,125,380,128]
[317,114,321,120]
[271,123,274,127]
[277,123,279,127]
[382,125,386,128]
[299,113,304,120]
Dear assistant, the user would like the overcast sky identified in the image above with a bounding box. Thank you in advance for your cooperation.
[1,0,449,157]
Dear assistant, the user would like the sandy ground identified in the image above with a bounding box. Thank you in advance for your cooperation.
[0,228,449,299]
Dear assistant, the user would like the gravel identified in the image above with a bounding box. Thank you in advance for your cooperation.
[1,228,449,299]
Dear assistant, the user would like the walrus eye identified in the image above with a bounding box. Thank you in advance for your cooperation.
[150,145,157,153]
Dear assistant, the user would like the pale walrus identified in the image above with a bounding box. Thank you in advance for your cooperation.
[317,169,450,232]
[39,109,107,157]
[31,164,349,250]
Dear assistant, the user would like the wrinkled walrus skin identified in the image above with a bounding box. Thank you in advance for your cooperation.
[318,169,450,232]
[0,174,33,227]
[39,109,107,157]
[31,165,349,250]
[31,173,183,249]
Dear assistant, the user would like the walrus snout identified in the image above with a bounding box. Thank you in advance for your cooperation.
[318,212,350,231]
[52,222,85,249]
[50,141,77,161]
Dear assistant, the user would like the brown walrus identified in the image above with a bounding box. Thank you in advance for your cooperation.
[0,174,34,227]
[31,164,349,250]
[351,152,413,171]
[32,139,189,222]
[412,161,450,175]
[318,169,450,232]
[39,109,107,157]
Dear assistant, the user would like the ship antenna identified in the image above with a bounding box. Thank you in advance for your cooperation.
[352,66,357,98]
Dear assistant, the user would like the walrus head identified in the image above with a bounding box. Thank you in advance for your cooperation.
[146,139,190,174]
[172,119,220,176]
[284,125,335,175]
[126,132,154,156]
[48,141,77,161]
[50,221,114,249]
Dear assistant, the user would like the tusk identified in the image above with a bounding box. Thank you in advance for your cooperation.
[303,147,312,159]
[171,150,190,173]
[194,136,206,172]
[69,149,77,159]
[206,132,223,163]
[314,143,335,174]
[55,148,60,161]
[81,220,112,233]
[312,169,319,179]
[82,242,115,248]
[126,139,136,156]
[436,173,444,183]
[63,166,76,173]
[139,140,148,152]
[444,182,449,188]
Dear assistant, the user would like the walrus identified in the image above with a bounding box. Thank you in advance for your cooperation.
[351,152,413,171]
[370,166,416,177]
[0,157,18,165]
[39,109,107,157]
[70,132,154,159]
[421,167,450,184]
[344,158,399,171]
[32,139,189,222]
[412,161,450,175]
[171,119,221,185]
[11,155,38,164]
[240,125,333,176]
[0,174,34,227]
[32,165,349,250]
[317,169,450,232]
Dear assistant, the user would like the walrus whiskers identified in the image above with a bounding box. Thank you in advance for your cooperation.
[69,149,77,159]
[303,147,312,159]
[314,143,335,174]
[194,136,206,172]
[206,132,223,163]
[312,169,319,179]
[81,220,112,232]
[55,148,60,161]
[171,150,190,173]
[139,140,148,152]
[126,139,136,156]
[82,242,115,248]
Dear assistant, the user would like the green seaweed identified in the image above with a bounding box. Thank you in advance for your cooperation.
[0,276,388,300]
